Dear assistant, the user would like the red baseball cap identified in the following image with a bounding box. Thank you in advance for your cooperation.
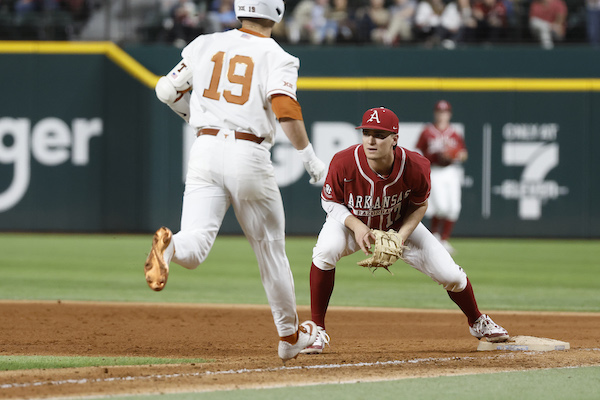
[355,107,399,134]
[434,100,452,112]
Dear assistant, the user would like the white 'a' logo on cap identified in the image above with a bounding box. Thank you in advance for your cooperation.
[367,110,380,124]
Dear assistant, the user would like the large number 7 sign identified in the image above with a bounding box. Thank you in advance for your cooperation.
[502,142,559,220]
[203,52,254,105]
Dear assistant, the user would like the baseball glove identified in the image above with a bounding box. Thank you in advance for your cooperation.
[441,145,465,165]
[357,229,406,272]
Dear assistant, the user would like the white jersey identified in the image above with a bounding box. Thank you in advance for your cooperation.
[182,29,300,144]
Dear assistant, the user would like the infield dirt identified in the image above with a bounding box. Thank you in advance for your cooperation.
[1,301,599,399]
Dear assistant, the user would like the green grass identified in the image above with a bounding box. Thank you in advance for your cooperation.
[0,234,598,311]
[92,366,600,400]
[1,233,598,399]
[0,355,210,371]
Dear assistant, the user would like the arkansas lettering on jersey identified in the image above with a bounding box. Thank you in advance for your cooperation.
[322,145,431,231]
[416,123,466,166]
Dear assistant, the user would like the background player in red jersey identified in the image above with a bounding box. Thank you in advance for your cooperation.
[301,106,508,354]
[416,100,467,254]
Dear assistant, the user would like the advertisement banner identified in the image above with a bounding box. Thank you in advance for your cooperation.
[0,44,598,237]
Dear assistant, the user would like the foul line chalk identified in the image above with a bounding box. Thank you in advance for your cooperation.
[0,355,504,390]
[2,350,599,392]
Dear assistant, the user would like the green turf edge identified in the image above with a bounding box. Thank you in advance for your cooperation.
[0,355,211,371]
[91,365,600,400]
[2,235,599,312]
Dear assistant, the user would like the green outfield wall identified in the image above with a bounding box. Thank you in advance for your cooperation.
[0,43,599,237]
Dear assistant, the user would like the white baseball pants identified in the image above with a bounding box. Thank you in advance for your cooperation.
[312,219,467,292]
[170,133,299,337]
[427,165,463,221]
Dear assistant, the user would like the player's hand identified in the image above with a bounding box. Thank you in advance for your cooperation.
[354,225,376,255]
[304,157,326,184]
[298,143,326,184]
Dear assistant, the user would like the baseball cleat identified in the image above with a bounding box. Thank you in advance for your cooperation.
[278,320,317,363]
[300,326,330,354]
[469,314,509,342]
[144,226,172,291]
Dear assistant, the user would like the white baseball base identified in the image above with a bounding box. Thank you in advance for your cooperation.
[477,335,570,352]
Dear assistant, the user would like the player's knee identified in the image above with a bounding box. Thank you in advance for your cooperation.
[312,258,336,271]
[442,271,467,292]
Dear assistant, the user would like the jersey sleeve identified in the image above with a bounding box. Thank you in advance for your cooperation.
[406,153,431,205]
[415,129,438,164]
[455,131,467,151]
[271,94,303,120]
[267,53,300,100]
[321,153,346,205]
[415,130,427,154]
[181,35,202,68]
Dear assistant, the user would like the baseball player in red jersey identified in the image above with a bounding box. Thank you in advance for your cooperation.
[301,106,508,354]
[144,0,325,363]
[416,100,467,254]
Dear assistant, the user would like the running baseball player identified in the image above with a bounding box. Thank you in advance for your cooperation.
[145,0,325,363]
[301,106,508,354]
[415,100,467,254]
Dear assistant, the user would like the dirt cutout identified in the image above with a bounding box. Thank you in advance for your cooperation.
[1,301,599,399]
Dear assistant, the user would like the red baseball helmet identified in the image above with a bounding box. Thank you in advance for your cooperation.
[355,107,399,134]
[434,100,452,112]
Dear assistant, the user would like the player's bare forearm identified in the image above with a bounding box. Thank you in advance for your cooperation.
[397,201,428,241]
[279,118,310,150]
[344,215,375,255]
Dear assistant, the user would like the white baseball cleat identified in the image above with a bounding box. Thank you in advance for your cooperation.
[300,326,330,354]
[278,321,318,363]
[469,314,509,342]
[144,226,172,291]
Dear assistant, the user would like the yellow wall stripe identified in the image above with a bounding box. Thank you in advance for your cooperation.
[1,41,599,92]
[0,41,160,88]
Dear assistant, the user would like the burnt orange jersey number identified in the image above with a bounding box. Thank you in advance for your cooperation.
[203,52,254,105]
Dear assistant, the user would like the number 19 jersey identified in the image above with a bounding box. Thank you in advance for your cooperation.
[182,29,300,144]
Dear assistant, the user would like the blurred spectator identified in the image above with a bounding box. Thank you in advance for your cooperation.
[287,0,315,43]
[78,0,158,43]
[316,0,338,44]
[311,0,338,44]
[529,0,567,49]
[0,0,591,45]
[355,0,391,43]
[587,0,600,46]
[164,0,203,46]
[287,0,339,44]
[463,0,508,42]
[14,0,38,17]
[206,0,239,33]
[414,0,462,48]
[12,0,83,40]
[44,0,59,10]
[63,0,92,35]
[329,0,357,42]
[382,0,417,45]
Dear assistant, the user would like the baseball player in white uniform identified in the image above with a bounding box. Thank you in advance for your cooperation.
[144,0,325,363]
[416,100,467,254]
